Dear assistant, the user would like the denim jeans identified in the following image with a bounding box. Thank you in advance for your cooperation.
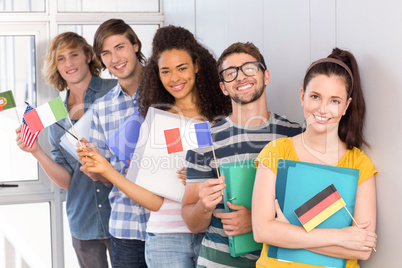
[72,236,111,268]
[111,236,147,268]
[145,232,204,268]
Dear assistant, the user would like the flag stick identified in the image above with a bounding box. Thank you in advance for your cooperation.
[343,206,359,227]
[66,114,91,167]
[55,122,79,141]
[66,115,83,148]
[211,145,224,195]
[343,206,376,252]
[14,107,22,126]
[211,146,220,177]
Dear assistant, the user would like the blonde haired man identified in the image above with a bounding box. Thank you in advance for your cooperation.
[16,32,116,268]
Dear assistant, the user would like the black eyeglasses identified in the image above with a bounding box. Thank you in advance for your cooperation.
[219,61,266,83]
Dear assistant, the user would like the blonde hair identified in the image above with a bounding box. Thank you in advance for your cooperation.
[43,32,102,92]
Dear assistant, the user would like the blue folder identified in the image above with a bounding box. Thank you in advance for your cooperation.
[105,109,144,167]
[268,159,359,268]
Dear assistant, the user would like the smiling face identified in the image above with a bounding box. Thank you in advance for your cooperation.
[301,74,351,134]
[219,53,269,105]
[100,34,139,81]
[56,46,92,86]
[158,49,198,103]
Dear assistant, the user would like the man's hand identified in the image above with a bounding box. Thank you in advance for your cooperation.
[15,126,39,154]
[215,202,252,236]
[198,176,226,212]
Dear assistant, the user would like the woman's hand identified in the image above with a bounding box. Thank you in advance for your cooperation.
[76,139,109,182]
[78,150,112,176]
[76,138,98,162]
[125,160,131,174]
[337,222,377,251]
[177,167,186,185]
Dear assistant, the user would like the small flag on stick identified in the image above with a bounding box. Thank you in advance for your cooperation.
[106,109,144,167]
[294,184,346,232]
[164,122,213,154]
[20,105,40,148]
[0,90,16,112]
[164,121,222,193]
[23,97,68,132]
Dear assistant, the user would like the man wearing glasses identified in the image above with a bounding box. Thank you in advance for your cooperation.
[182,42,302,267]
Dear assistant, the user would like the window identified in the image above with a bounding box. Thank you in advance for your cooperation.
[0,203,51,267]
[0,22,49,188]
[58,0,159,13]
[0,35,37,183]
[0,0,45,12]
[0,1,162,267]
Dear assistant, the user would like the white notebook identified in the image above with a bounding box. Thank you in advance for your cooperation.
[60,108,93,161]
[126,107,203,202]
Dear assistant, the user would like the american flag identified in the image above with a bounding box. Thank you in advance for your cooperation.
[20,105,40,148]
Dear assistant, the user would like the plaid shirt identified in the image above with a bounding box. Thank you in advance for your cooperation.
[89,83,150,240]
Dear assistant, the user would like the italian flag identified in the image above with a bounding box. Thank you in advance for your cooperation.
[23,97,68,132]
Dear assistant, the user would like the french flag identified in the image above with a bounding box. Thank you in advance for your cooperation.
[164,122,213,154]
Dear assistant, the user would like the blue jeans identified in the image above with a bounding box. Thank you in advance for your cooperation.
[111,236,147,268]
[145,232,204,268]
[72,236,111,268]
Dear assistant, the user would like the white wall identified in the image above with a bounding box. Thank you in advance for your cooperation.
[164,0,402,266]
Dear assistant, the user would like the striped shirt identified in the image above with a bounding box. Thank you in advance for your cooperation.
[89,83,150,240]
[185,114,302,268]
[146,198,191,233]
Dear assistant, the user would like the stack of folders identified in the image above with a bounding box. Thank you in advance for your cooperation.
[219,158,263,258]
[268,159,359,268]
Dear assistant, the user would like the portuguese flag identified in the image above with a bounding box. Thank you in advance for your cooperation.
[294,184,346,232]
[0,90,16,111]
[23,96,68,132]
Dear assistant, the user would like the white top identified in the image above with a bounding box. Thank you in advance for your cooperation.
[146,198,191,233]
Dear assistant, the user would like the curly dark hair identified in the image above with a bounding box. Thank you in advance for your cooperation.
[138,25,231,122]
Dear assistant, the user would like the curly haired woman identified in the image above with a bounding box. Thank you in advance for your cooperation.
[80,25,231,267]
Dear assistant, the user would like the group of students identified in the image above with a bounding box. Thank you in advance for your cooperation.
[15,18,377,268]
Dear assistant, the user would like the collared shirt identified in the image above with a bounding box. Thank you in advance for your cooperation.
[89,83,150,240]
[49,76,117,240]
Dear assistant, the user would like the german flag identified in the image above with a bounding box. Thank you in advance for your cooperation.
[294,184,346,232]
[0,90,16,111]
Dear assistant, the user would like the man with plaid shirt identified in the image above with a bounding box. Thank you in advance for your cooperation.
[85,19,149,267]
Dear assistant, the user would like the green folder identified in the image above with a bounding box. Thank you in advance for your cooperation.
[219,158,263,258]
